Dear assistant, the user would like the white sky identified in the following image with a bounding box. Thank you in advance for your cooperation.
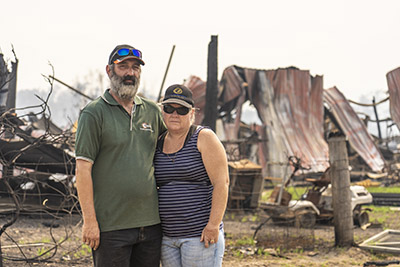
[1,0,400,102]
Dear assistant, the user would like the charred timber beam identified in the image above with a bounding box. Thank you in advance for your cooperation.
[203,35,218,131]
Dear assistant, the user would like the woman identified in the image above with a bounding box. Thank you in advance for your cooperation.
[154,84,229,267]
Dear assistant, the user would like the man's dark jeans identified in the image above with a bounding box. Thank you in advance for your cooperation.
[92,223,162,267]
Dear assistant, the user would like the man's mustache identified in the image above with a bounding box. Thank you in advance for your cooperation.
[123,75,136,84]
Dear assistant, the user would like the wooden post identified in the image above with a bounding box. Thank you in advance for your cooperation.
[328,134,354,247]
[5,60,17,112]
[203,35,218,131]
[0,53,10,114]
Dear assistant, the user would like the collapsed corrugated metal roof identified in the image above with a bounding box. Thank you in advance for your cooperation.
[324,87,385,172]
[386,67,400,132]
[217,66,329,177]
[186,65,387,177]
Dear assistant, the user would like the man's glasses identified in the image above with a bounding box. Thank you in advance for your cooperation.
[163,104,190,115]
[112,48,142,63]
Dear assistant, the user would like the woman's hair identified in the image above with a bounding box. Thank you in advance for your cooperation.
[190,108,196,124]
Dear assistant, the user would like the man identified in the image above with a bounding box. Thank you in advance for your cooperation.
[75,44,166,266]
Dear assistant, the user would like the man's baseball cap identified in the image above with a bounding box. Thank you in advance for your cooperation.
[108,44,145,65]
[161,84,194,108]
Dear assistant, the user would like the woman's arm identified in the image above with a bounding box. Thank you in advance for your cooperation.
[198,128,229,248]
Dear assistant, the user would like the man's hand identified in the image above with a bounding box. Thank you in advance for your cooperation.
[82,220,100,250]
[76,159,99,250]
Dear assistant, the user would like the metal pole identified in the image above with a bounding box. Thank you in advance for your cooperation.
[157,45,176,102]
[372,97,382,139]
[49,75,94,101]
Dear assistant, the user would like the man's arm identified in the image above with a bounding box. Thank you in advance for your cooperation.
[76,159,100,250]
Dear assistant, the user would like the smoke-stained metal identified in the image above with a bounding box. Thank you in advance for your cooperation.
[386,67,400,132]
[324,87,385,172]
[186,66,386,176]
[217,66,330,176]
[183,75,206,125]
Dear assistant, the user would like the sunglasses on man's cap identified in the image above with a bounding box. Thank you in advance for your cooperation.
[109,46,145,65]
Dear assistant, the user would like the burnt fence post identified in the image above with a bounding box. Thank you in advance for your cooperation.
[328,133,354,247]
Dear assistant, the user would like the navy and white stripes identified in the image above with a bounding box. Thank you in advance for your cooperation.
[154,126,216,238]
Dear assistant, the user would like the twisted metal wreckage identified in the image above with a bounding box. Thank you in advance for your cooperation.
[0,52,76,213]
[186,65,400,177]
[0,51,80,265]
[185,65,400,212]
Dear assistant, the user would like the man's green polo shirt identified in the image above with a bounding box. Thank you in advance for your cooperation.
[75,89,166,232]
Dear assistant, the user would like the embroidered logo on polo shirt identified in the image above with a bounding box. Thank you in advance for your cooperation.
[140,123,154,132]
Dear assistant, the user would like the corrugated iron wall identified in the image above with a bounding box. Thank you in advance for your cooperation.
[386,67,400,132]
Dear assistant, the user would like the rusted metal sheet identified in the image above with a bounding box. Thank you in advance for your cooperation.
[324,87,385,172]
[218,66,329,176]
[263,68,328,173]
[184,75,206,125]
[386,67,400,131]
[247,68,292,178]
[186,66,386,176]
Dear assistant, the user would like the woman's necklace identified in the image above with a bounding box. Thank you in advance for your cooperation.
[164,132,186,163]
[166,151,178,163]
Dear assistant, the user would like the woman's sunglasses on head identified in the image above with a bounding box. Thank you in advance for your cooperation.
[163,104,190,115]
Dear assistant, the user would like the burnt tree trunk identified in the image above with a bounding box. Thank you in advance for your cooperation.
[328,134,354,247]
[203,35,218,131]
[0,51,18,114]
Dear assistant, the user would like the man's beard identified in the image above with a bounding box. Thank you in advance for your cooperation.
[110,72,140,100]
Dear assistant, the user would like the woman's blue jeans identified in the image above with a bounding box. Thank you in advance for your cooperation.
[161,229,225,267]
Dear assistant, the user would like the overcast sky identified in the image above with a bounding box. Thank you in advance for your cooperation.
[1,0,400,104]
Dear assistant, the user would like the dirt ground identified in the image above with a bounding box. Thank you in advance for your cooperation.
[1,209,400,267]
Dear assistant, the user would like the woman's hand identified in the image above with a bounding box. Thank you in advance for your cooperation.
[200,223,219,248]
